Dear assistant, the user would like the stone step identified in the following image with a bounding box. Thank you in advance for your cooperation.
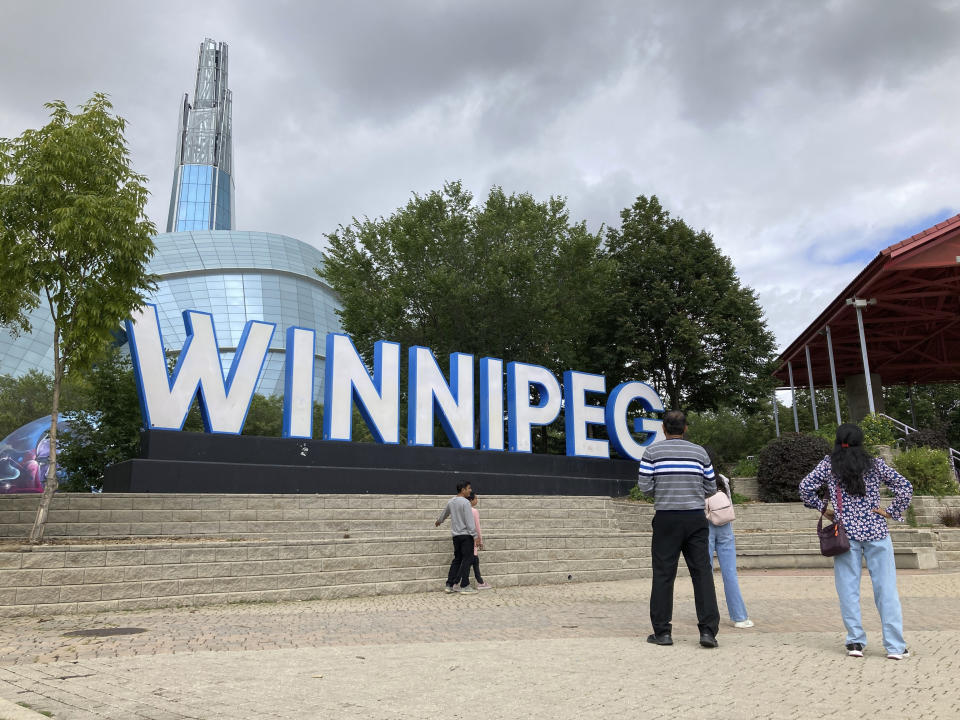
[0,494,615,512]
[0,525,943,617]
[0,517,621,540]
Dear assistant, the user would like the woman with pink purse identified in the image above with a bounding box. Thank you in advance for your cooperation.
[704,448,754,629]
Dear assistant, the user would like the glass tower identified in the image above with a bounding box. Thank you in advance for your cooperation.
[166,38,235,232]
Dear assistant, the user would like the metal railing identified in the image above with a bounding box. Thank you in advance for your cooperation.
[878,413,960,480]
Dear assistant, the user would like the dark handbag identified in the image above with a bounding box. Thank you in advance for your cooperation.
[818,485,850,557]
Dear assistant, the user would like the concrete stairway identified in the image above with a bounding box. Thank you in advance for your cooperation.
[0,494,955,617]
[0,494,619,541]
[934,528,960,569]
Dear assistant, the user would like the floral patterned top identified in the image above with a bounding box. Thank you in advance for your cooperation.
[798,456,913,542]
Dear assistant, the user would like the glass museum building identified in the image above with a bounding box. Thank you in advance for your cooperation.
[0,38,342,402]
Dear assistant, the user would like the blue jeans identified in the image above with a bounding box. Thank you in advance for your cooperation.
[708,522,749,622]
[833,534,905,654]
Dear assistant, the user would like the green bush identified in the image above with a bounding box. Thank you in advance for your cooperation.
[892,447,958,497]
[901,428,950,451]
[757,433,831,502]
[628,485,654,503]
[731,457,758,477]
[860,413,897,447]
[811,422,838,444]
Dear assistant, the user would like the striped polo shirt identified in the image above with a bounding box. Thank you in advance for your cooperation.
[637,439,717,511]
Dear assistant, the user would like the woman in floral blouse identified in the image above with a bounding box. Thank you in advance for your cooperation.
[799,423,913,660]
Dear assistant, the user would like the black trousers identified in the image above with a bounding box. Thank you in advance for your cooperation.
[446,534,474,588]
[650,510,720,637]
[471,554,483,584]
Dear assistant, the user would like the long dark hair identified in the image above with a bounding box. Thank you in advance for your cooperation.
[704,446,728,496]
[831,423,872,496]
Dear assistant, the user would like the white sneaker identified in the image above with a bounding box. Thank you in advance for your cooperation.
[887,648,910,660]
[459,585,478,594]
[444,584,459,594]
[733,619,754,629]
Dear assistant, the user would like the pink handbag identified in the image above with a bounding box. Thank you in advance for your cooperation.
[705,476,735,526]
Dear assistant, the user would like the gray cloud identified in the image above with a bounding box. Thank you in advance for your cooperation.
[1,0,958,351]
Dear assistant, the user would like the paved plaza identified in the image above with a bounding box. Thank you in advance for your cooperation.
[0,569,958,719]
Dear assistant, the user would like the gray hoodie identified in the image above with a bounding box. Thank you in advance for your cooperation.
[436,496,477,537]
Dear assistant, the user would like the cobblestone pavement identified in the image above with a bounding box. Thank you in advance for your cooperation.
[1,569,959,719]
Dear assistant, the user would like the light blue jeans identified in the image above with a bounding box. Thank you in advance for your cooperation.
[833,534,906,654]
[708,521,749,622]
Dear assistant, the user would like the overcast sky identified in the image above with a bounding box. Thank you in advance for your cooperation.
[2,0,959,350]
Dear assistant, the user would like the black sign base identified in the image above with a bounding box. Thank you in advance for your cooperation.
[102,430,638,496]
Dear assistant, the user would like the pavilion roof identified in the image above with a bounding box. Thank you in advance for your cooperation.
[773,213,960,387]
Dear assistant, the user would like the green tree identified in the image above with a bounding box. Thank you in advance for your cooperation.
[685,405,778,467]
[883,383,960,446]
[0,94,157,541]
[319,182,611,450]
[242,394,284,437]
[0,370,87,441]
[604,195,776,413]
[58,348,141,492]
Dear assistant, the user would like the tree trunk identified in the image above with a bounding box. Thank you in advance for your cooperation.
[29,341,62,543]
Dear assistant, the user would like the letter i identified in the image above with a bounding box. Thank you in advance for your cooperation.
[282,327,315,438]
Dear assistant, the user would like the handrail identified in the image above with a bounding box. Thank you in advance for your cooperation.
[878,413,960,480]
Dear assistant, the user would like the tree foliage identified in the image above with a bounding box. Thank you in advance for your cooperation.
[685,405,778,467]
[0,370,87,441]
[58,348,142,492]
[604,195,776,413]
[0,94,157,539]
[319,181,612,380]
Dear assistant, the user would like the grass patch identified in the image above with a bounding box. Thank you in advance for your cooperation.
[17,701,54,717]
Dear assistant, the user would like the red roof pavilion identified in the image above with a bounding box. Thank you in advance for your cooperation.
[774,213,960,401]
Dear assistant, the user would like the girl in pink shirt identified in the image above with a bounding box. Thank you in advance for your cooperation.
[470,493,492,589]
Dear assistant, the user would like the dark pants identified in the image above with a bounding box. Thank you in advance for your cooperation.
[471,554,483,584]
[447,534,474,588]
[650,510,720,637]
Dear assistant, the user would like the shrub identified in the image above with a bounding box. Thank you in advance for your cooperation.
[940,509,960,527]
[731,457,758,477]
[811,422,839,444]
[901,428,950,451]
[892,447,958,497]
[731,492,750,505]
[860,413,897,447]
[628,485,654,503]
[757,433,831,502]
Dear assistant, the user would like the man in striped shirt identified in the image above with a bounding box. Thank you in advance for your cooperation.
[638,410,720,648]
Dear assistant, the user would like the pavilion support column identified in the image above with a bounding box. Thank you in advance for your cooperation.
[825,325,842,425]
[805,344,819,430]
[788,361,799,432]
[845,297,883,422]
[773,391,780,437]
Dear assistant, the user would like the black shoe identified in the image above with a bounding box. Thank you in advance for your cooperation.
[646,632,673,646]
[846,643,864,657]
[699,632,718,648]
